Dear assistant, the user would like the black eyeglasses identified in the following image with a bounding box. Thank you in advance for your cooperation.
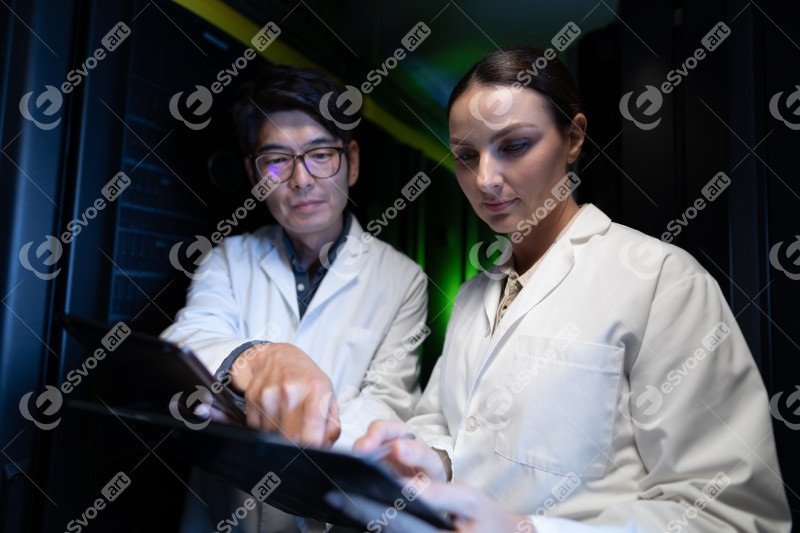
[251,146,347,183]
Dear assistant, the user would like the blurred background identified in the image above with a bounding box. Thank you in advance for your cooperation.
[1,0,798,530]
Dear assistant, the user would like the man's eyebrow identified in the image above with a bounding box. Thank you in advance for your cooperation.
[255,135,340,153]
[304,136,340,147]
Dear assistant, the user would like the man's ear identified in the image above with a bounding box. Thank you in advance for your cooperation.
[346,140,360,187]
[244,156,256,187]
[566,113,587,165]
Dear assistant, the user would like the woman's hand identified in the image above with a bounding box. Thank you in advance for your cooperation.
[354,420,449,482]
[325,481,536,533]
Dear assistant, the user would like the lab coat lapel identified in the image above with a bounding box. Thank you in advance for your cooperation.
[482,272,504,335]
[304,220,370,316]
[481,237,574,361]
[305,242,366,314]
[258,243,301,319]
[502,237,574,331]
[471,205,611,384]
[497,204,612,338]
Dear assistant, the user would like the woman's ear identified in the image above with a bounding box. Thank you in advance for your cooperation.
[566,113,587,164]
[346,140,360,187]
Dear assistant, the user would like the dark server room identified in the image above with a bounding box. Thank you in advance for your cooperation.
[1,1,799,532]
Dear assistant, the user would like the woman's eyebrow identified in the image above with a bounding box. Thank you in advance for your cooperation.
[449,122,541,148]
[448,137,469,147]
[488,122,540,143]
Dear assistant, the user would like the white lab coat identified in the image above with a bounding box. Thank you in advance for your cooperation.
[161,215,427,447]
[410,204,790,533]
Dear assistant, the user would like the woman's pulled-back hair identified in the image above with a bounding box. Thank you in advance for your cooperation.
[447,46,583,132]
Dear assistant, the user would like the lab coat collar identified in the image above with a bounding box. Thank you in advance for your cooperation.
[256,214,372,321]
[564,203,612,242]
[253,225,296,318]
[304,216,372,317]
[480,204,611,357]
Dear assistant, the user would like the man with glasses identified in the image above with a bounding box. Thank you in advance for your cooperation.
[162,64,428,532]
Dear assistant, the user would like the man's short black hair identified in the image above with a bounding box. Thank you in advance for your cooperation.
[231,65,359,155]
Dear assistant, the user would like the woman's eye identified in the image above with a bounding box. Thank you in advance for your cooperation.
[453,152,476,163]
[503,142,528,154]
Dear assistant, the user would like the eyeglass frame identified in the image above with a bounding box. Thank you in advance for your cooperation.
[249,143,350,184]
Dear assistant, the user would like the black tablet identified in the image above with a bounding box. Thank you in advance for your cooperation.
[66,400,453,529]
[58,314,454,530]
[57,312,246,426]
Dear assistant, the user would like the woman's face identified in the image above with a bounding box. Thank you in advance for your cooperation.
[448,84,585,236]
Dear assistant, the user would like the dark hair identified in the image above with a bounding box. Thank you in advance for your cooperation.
[447,46,583,132]
[231,65,359,155]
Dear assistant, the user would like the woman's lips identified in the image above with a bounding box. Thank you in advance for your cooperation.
[483,199,517,213]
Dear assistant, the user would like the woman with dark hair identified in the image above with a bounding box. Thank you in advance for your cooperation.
[331,47,791,532]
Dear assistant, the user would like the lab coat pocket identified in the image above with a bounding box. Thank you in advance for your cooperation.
[493,336,624,478]
[329,326,385,387]
[341,326,384,352]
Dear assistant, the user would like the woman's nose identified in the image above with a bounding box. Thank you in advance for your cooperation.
[476,156,503,192]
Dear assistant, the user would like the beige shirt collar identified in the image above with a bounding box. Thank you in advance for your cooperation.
[493,205,586,332]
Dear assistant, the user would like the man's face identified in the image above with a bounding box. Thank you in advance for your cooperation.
[247,110,359,240]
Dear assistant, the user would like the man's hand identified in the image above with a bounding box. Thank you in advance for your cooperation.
[325,482,536,533]
[229,343,340,447]
[354,420,449,482]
